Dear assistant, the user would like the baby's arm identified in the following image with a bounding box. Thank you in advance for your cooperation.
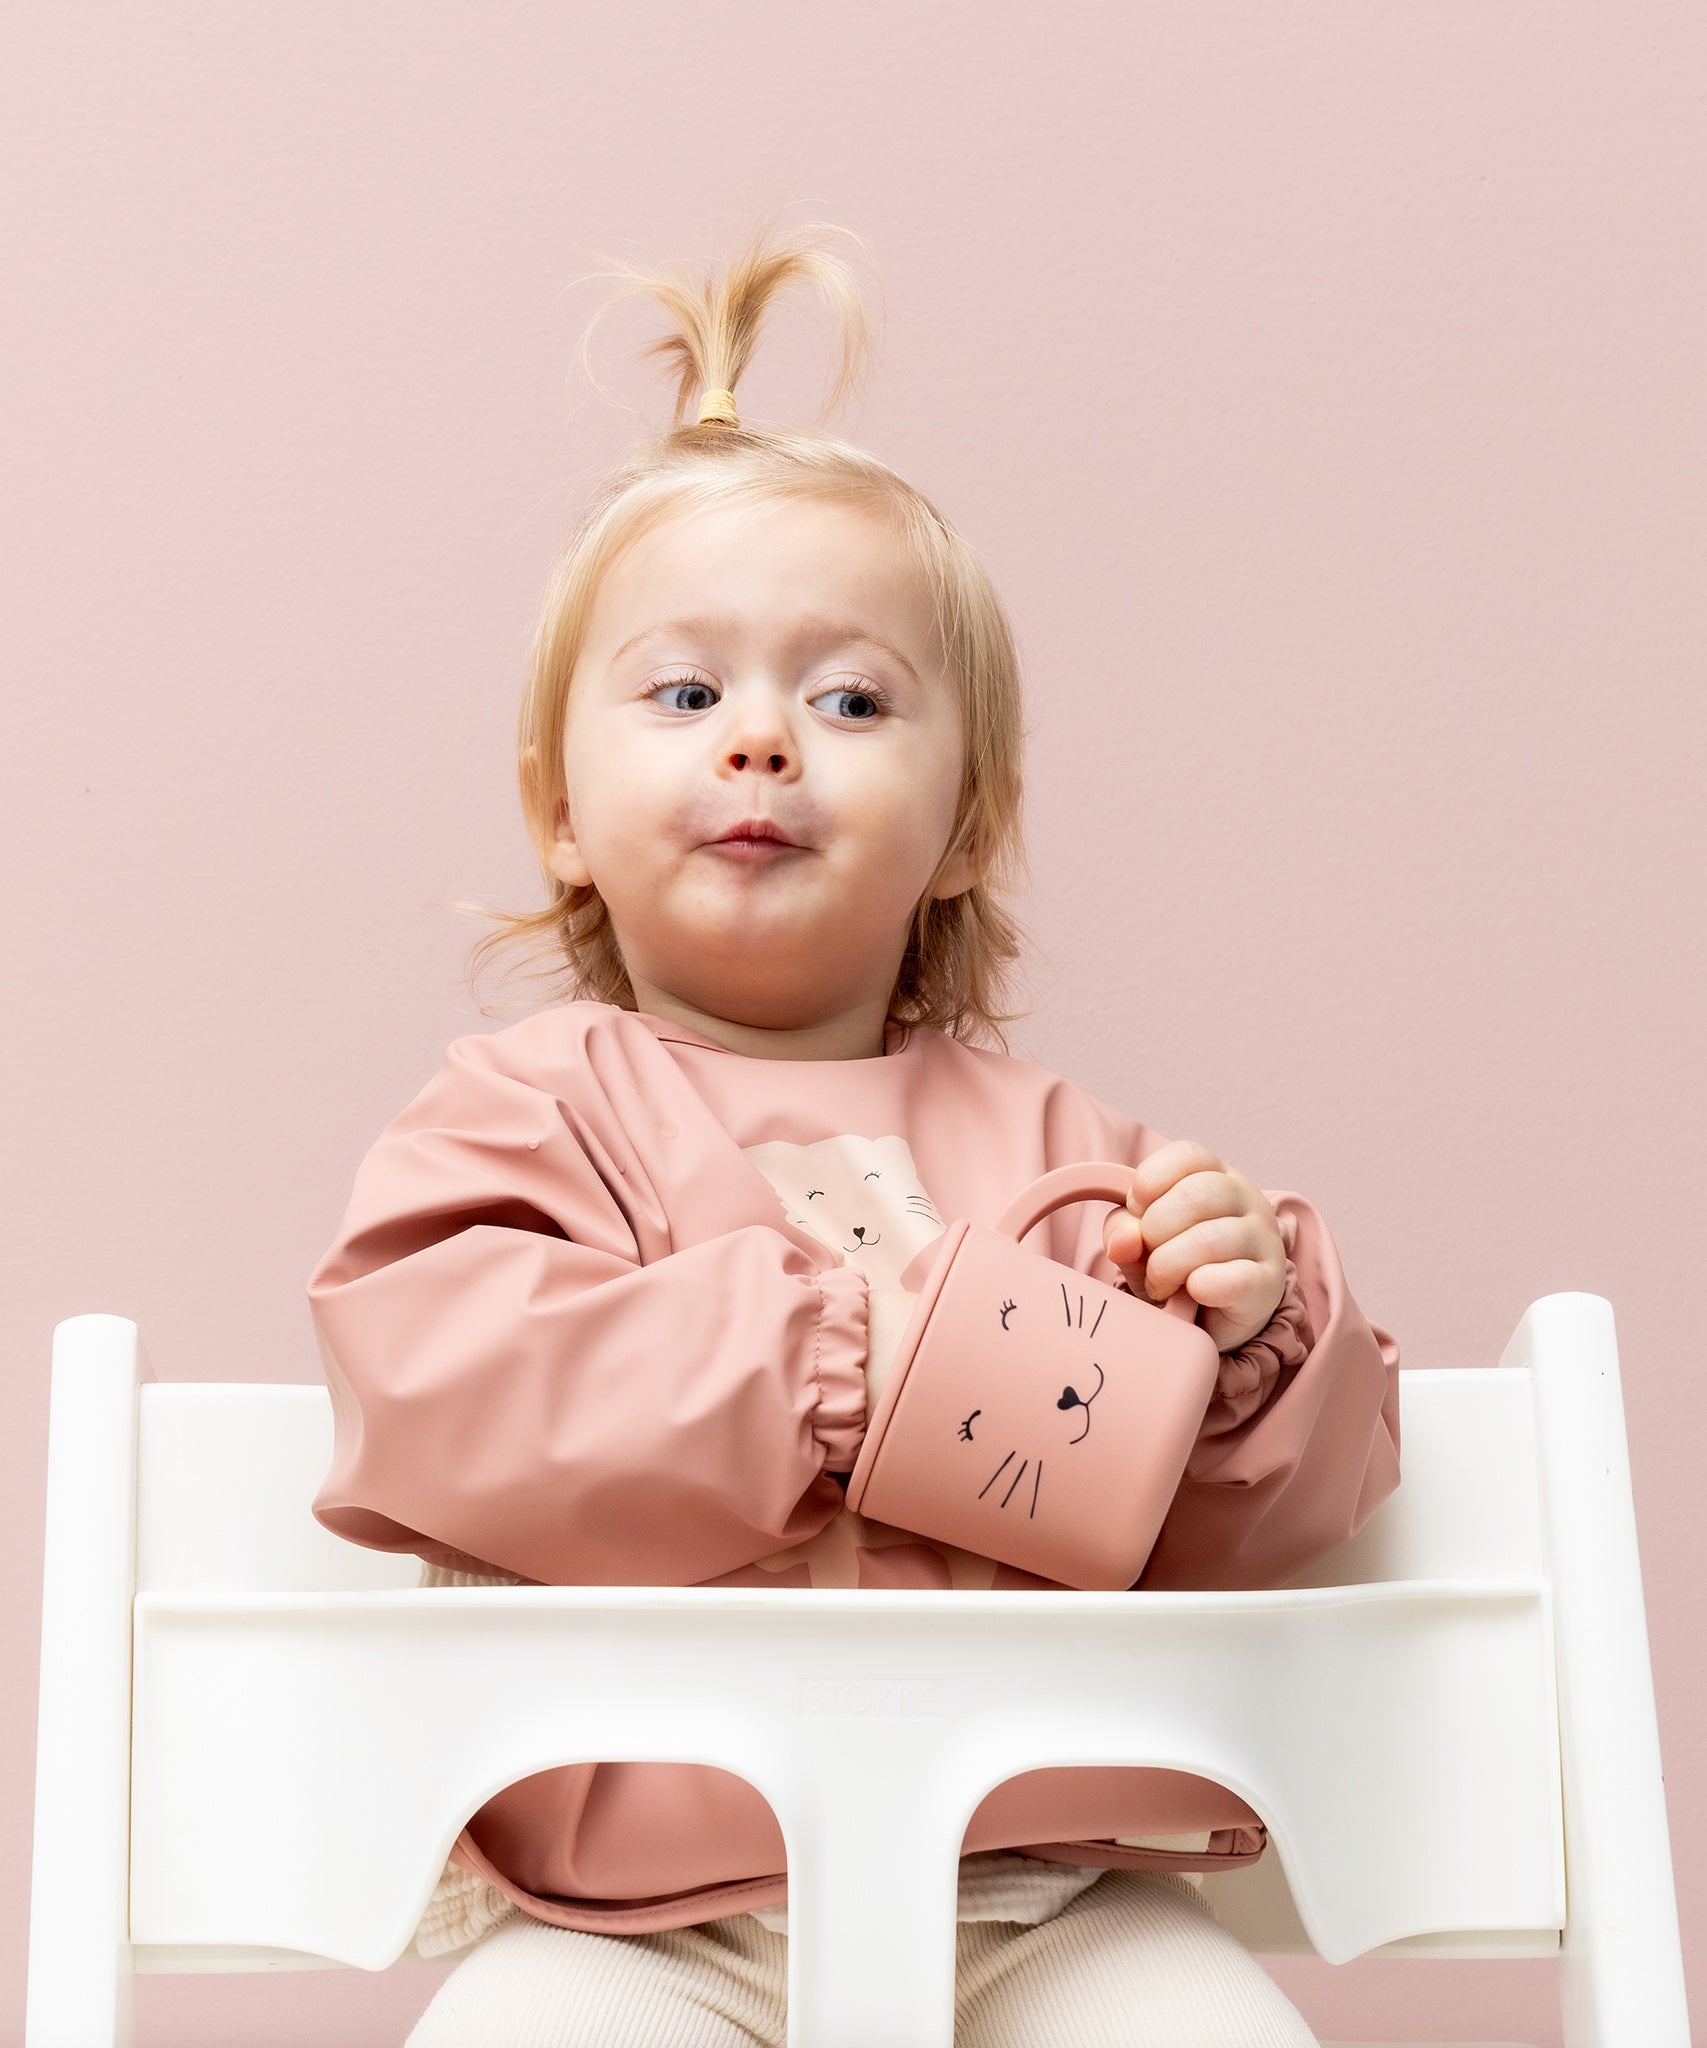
[305,1033,868,1587]
[1029,1087,1399,1593]
[1129,1187,1401,1591]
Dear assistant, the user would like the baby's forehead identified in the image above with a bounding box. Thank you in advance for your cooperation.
[586,499,941,667]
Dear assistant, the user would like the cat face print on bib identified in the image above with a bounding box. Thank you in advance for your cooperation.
[742,1131,945,1288]
[725,1132,1000,1593]
[746,1131,945,1415]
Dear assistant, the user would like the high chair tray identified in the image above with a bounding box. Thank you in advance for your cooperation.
[129,1577,1565,2003]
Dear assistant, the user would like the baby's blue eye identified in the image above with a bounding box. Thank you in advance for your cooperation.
[645,672,890,721]
[651,675,717,713]
[817,685,886,722]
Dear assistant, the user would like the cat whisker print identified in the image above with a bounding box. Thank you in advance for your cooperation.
[1056,1359,1105,1444]
[1060,1281,1108,1341]
[978,1449,1043,1518]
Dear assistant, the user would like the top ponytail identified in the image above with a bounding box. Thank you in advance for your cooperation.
[452,213,1036,1052]
[577,210,879,435]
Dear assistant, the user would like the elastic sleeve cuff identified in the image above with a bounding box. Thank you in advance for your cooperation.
[810,1261,871,1470]
[1198,1231,1315,1440]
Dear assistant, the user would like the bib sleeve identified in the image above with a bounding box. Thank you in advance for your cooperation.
[305,1032,869,1586]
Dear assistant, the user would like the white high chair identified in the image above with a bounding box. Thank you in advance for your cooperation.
[25,1295,1689,2048]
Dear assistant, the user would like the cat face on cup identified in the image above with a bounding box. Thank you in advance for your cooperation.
[951,1274,1115,1523]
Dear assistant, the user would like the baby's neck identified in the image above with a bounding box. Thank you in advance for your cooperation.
[625,984,894,1061]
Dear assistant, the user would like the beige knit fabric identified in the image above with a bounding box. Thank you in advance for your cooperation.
[403,1869,1320,2047]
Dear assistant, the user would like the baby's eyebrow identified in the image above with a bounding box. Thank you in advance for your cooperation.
[611,613,921,689]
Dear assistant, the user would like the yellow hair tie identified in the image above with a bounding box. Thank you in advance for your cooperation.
[696,387,739,427]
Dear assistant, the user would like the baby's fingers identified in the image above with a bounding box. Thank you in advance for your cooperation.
[1103,1207,1148,1268]
[1172,1256,1270,1309]
[1138,1215,1260,1303]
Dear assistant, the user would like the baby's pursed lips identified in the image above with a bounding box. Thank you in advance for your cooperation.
[714,815,800,845]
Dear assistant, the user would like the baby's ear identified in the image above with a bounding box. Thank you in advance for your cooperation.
[540,792,593,888]
[542,838,591,887]
[518,746,587,885]
[929,846,981,901]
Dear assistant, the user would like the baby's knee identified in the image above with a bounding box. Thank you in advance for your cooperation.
[404,1911,785,2048]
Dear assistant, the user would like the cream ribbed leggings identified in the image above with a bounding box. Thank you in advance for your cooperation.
[402,1869,1318,2046]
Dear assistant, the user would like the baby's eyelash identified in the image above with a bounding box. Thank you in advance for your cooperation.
[647,673,716,711]
[646,671,893,719]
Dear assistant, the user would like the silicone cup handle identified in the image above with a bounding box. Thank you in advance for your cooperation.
[992,1160,1200,1325]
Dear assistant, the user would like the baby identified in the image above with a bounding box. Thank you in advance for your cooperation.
[307,216,1399,2047]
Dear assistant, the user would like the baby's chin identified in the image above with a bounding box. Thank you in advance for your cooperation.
[656,882,855,955]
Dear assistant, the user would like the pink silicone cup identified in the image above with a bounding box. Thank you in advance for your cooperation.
[845,1163,1221,1589]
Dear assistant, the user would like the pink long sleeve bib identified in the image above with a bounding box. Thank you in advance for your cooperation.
[307,1001,1399,1935]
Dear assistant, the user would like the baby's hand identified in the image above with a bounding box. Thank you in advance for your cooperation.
[1100,1139,1287,1354]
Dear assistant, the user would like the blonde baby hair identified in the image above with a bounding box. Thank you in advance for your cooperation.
[457,210,1035,1051]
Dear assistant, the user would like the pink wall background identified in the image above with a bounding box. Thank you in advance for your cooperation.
[4,4,1701,2042]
